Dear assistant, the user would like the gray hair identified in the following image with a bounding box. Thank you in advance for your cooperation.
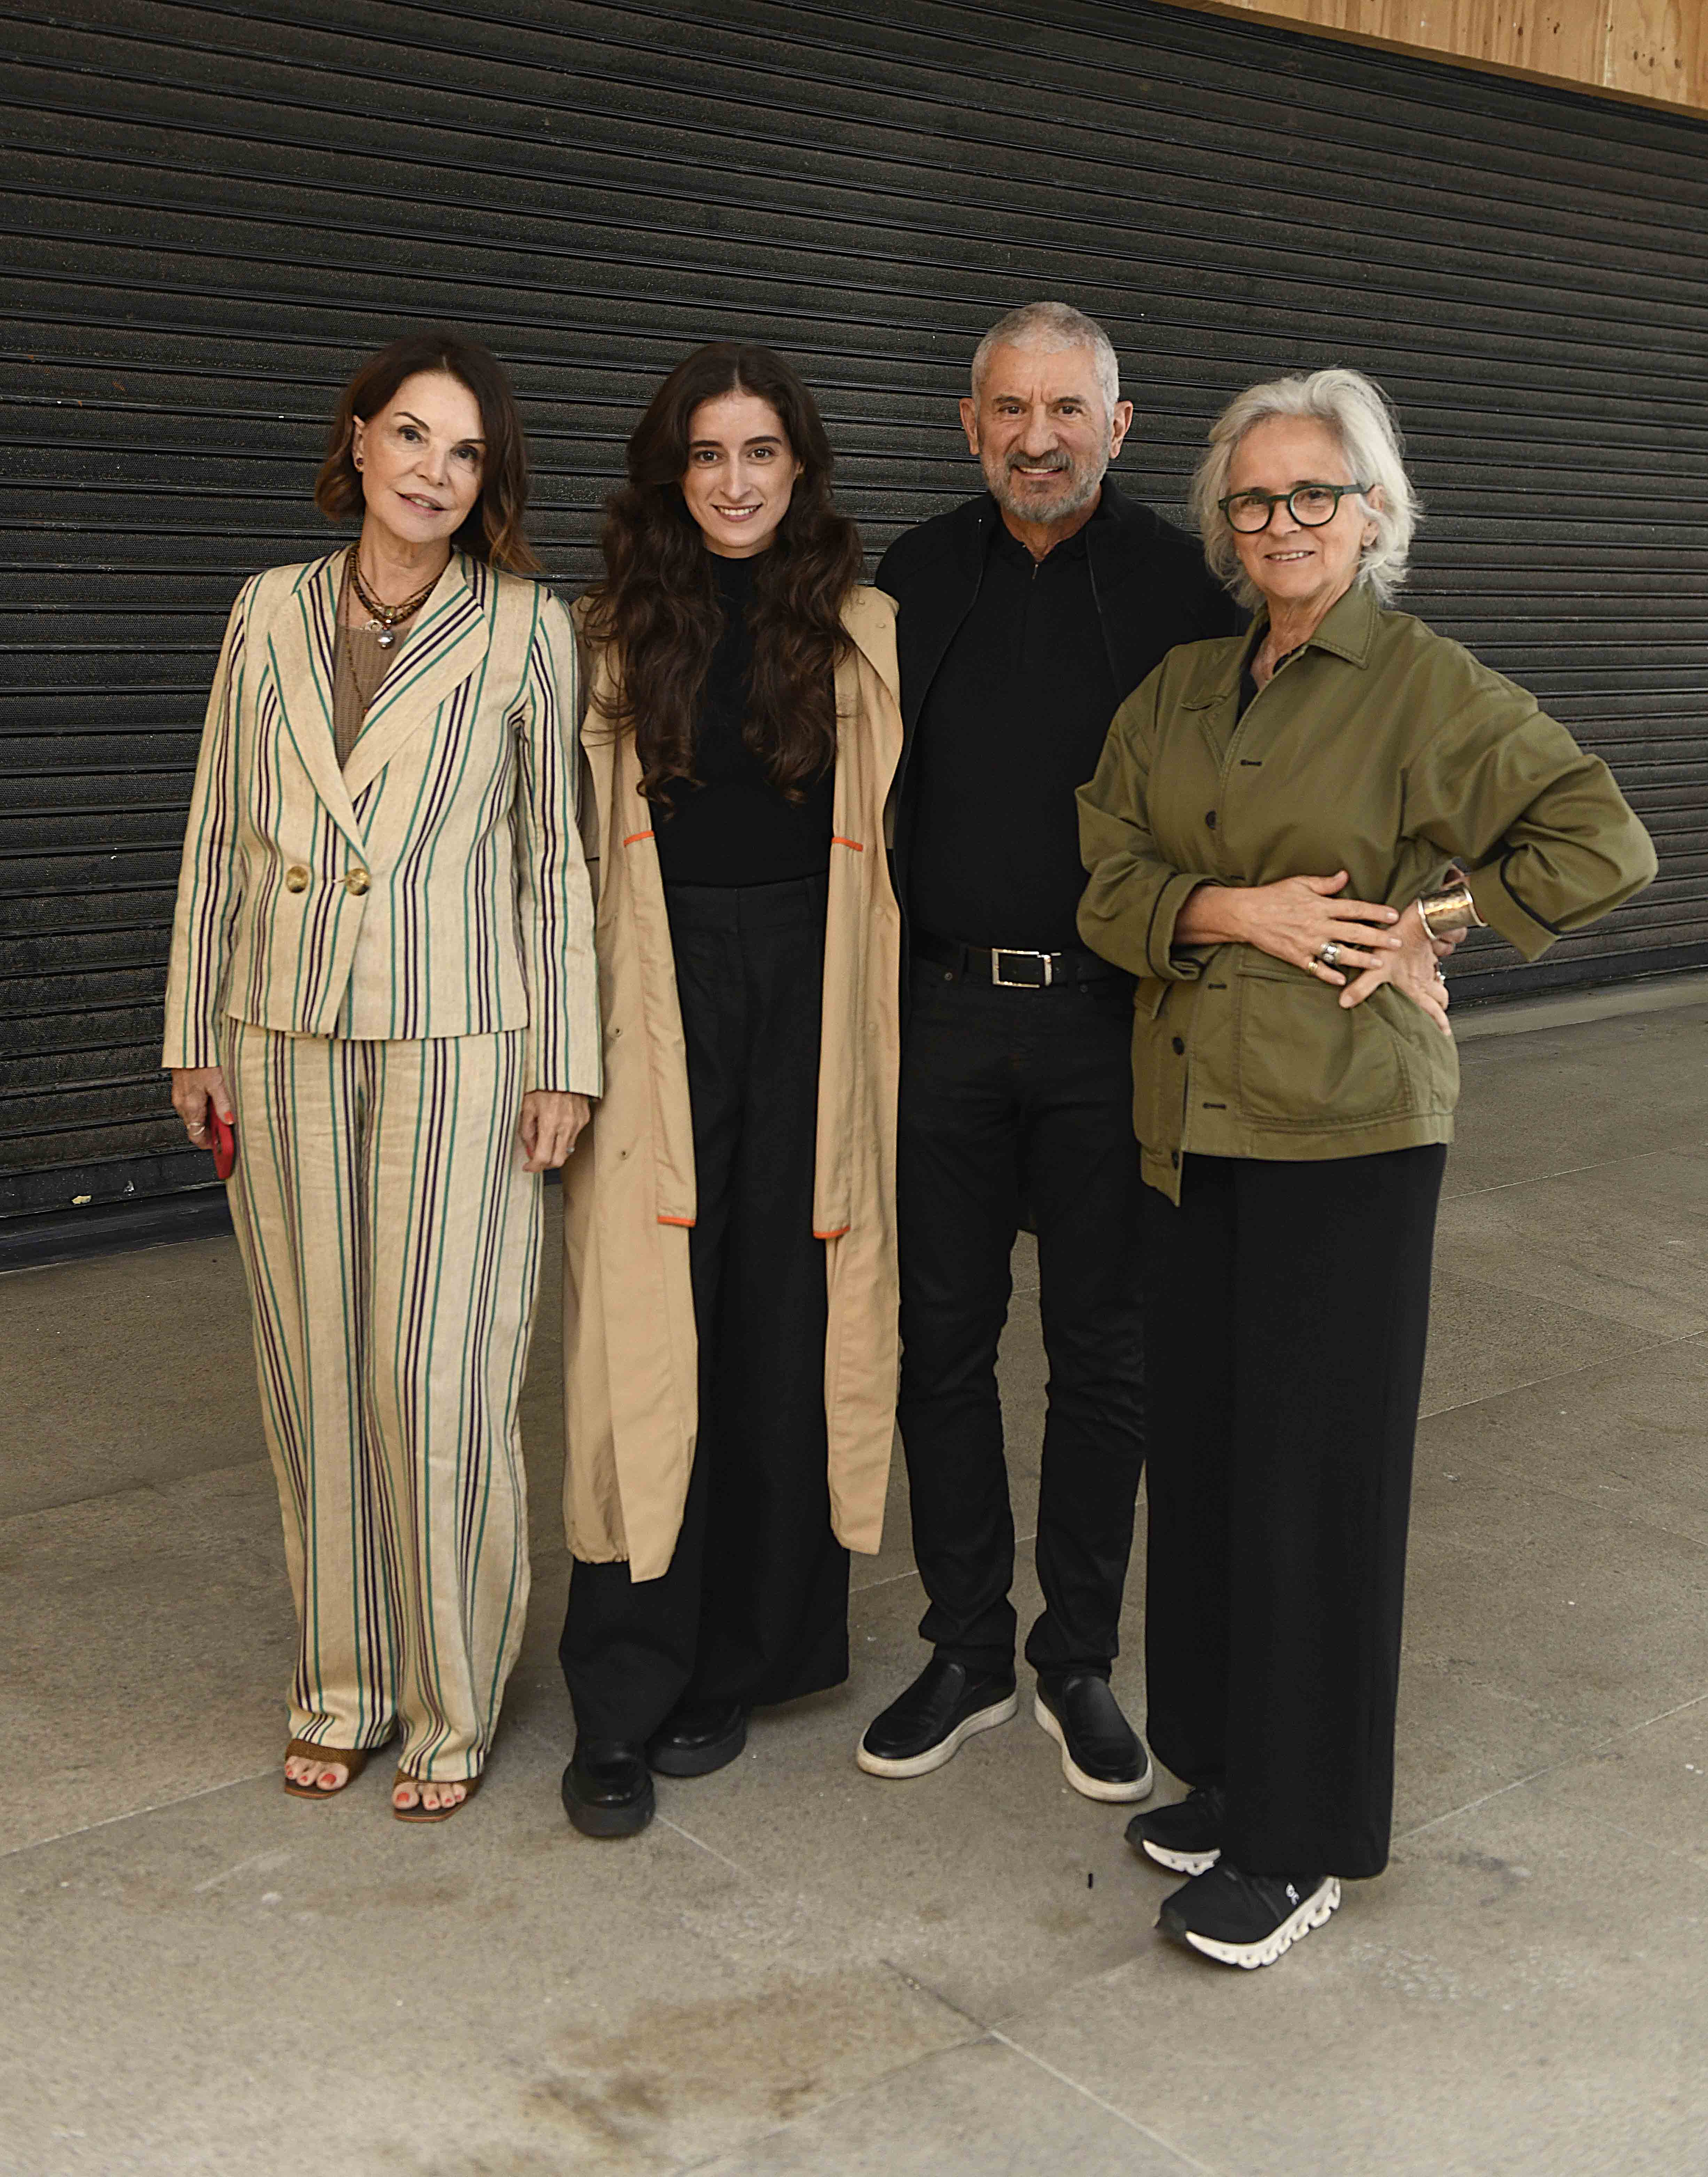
[1190,367,1419,606]
[970,302,1120,419]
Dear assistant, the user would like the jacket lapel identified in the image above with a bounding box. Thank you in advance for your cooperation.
[267,551,366,858]
[892,495,990,736]
[1084,486,1155,699]
[341,553,494,804]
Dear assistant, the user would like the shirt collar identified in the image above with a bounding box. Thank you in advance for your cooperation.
[1284,580,1380,665]
[1194,582,1380,710]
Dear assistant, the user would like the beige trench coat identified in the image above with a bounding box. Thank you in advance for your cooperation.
[561,586,904,1581]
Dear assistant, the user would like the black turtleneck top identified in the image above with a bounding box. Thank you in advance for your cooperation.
[652,551,835,886]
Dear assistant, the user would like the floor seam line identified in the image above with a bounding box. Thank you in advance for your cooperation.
[1440,1157,1622,1199]
[0,1768,274,1860]
[1422,1451,1708,1552]
[879,1963,1219,2174]
[1418,1325,1704,1422]
[654,1812,753,1878]
[989,2026,1227,2173]
[1396,1688,1708,1844]
[1,1458,276,1530]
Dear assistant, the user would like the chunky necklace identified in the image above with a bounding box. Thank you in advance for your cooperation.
[349,555,439,648]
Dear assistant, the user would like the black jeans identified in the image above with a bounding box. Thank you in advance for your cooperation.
[1138,1146,1446,1880]
[559,873,849,1743]
[895,956,1146,1682]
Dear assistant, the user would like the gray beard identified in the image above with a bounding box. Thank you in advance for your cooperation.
[984,451,1106,527]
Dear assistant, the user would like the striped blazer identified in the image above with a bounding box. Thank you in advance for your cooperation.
[163,547,601,1095]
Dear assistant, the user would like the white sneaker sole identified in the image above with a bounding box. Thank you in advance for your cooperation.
[1140,1837,1220,1876]
[855,1690,1018,1778]
[1033,1692,1155,1804]
[1182,1876,1341,1969]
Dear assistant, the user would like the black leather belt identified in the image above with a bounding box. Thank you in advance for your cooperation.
[913,930,1124,988]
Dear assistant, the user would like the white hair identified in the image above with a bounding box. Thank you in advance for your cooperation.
[970,301,1120,419]
[1190,367,1420,606]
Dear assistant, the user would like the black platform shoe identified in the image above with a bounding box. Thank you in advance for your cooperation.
[562,1738,655,1838]
[1033,1673,1154,1803]
[856,1658,1018,1778]
[645,1700,748,1778]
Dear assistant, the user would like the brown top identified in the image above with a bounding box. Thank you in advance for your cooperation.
[332,557,405,768]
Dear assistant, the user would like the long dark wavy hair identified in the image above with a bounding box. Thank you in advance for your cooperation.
[583,343,863,804]
[315,329,541,573]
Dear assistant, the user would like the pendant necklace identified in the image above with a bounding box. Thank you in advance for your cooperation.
[349,555,438,649]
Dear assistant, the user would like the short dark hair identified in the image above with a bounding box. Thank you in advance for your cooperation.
[314,329,540,573]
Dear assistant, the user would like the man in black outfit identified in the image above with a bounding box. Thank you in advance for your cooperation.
[858,301,1239,1801]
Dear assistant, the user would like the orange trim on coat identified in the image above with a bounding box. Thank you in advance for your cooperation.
[830,835,864,852]
[813,1224,851,1240]
[623,829,655,846]
[656,1213,695,1227]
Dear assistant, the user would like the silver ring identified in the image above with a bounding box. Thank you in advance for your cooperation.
[1318,942,1341,969]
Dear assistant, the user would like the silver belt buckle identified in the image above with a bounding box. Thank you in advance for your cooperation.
[991,948,1053,988]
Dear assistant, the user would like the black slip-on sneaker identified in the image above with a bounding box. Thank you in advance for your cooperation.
[1033,1674,1154,1803]
[1157,1862,1341,1969]
[856,1658,1018,1778]
[645,1701,748,1778]
[1125,1784,1226,1874]
[562,1739,655,1838]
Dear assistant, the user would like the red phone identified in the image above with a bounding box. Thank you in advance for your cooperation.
[207,1104,237,1180]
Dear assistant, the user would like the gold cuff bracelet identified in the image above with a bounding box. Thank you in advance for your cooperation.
[1418,884,1485,940]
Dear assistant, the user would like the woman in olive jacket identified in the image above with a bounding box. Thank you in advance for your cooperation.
[1077,367,1654,1970]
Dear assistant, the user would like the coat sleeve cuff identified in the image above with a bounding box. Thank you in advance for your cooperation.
[1147,872,1220,980]
[1465,860,1559,962]
[523,1034,603,1099]
[160,1027,221,1071]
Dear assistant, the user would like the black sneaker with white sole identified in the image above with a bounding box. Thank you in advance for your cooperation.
[857,1658,1018,1778]
[1125,1784,1225,1874]
[1157,1862,1341,1969]
[1033,1674,1154,1803]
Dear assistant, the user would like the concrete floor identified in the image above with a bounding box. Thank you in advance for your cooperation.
[3,992,1707,2177]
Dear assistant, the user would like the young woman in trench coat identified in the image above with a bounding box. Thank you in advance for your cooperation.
[557,343,904,1838]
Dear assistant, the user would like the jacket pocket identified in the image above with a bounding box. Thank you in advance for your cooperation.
[1370,982,1460,1115]
[1233,961,1411,1127]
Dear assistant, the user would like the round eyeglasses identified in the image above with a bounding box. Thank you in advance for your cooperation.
[1217,484,1369,534]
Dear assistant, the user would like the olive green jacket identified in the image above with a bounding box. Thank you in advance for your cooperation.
[1076,584,1657,1202]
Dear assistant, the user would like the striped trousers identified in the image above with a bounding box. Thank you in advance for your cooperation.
[222,1019,542,1782]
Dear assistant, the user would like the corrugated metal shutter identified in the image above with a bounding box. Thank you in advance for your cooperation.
[4,0,1706,1227]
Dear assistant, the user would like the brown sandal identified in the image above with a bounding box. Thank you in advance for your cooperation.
[391,1769,483,1823]
[282,1739,376,1800]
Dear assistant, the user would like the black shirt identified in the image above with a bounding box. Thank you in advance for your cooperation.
[653,551,834,886]
[907,501,1121,952]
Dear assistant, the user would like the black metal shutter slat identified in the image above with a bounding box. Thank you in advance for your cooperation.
[2,0,1705,1220]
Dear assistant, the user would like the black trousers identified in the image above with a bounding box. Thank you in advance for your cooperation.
[1138,1145,1447,1880]
[895,957,1146,1681]
[559,873,849,1744]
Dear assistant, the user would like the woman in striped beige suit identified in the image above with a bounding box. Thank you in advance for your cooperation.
[164,331,600,1820]
[557,344,903,1838]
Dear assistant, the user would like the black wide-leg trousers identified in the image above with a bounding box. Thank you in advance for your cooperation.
[559,872,849,1744]
[895,959,1147,1682]
[1138,1144,1446,1880]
